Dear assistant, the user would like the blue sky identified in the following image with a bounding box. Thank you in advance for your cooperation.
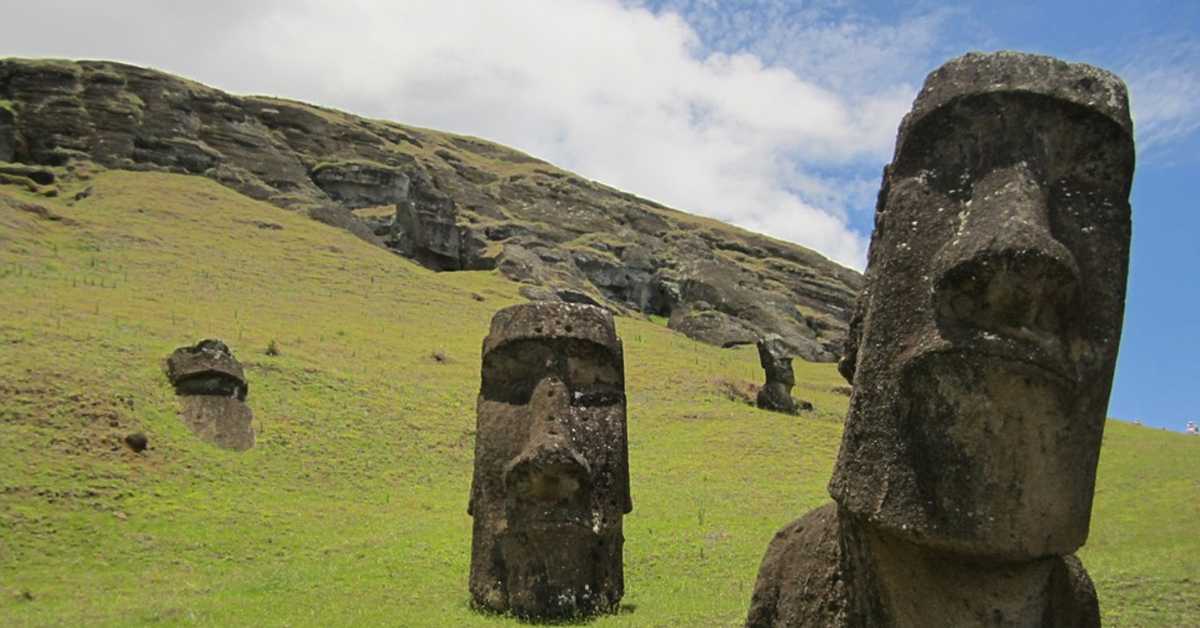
[1,0,1196,430]
[641,0,1200,431]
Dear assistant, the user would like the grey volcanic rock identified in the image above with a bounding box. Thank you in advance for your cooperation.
[755,335,799,414]
[748,51,1132,627]
[166,339,255,451]
[310,160,410,208]
[469,303,631,619]
[308,206,384,247]
[669,303,759,349]
[0,57,861,358]
[0,103,14,162]
[166,339,247,401]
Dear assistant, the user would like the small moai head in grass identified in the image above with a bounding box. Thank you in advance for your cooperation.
[166,338,255,451]
[829,52,1135,560]
[468,302,631,619]
[167,339,248,400]
[755,334,798,414]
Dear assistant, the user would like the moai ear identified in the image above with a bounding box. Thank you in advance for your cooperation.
[838,164,891,387]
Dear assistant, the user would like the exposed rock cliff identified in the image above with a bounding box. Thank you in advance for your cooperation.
[0,57,861,360]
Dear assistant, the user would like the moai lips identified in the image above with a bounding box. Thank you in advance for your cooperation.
[469,302,631,619]
[166,339,255,451]
[748,51,1132,627]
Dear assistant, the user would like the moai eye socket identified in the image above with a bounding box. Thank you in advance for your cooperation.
[566,342,624,407]
[481,340,563,404]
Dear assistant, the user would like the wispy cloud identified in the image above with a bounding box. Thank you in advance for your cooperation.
[1,0,964,268]
[1120,35,1200,152]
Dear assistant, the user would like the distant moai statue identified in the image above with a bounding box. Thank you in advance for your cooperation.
[166,339,255,451]
[747,51,1135,627]
[468,302,632,619]
[755,335,800,414]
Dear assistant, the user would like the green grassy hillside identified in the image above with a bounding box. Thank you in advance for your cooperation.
[0,170,1197,626]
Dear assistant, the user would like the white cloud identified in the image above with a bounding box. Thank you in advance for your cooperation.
[0,0,965,269]
[1120,36,1200,152]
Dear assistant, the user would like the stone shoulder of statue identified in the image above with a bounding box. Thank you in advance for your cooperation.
[747,504,1101,627]
[746,504,861,628]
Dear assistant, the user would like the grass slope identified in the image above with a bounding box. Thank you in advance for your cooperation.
[0,171,1196,627]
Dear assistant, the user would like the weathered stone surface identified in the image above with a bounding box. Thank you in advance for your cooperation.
[166,339,247,400]
[123,432,148,453]
[0,104,15,162]
[755,335,800,414]
[178,396,255,451]
[0,57,861,359]
[748,51,1133,627]
[310,160,409,208]
[166,339,255,451]
[669,303,760,349]
[308,206,383,247]
[748,505,1100,628]
[469,302,631,619]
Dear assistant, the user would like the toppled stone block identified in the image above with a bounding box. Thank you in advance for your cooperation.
[166,339,254,451]
[469,302,631,620]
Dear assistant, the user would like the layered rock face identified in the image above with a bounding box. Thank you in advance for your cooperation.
[166,339,255,451]
[469,303,631,619]
[0,58,861,360]
[748,51,1134,627]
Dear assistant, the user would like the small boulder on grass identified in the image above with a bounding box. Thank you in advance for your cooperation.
[123,432,148,452]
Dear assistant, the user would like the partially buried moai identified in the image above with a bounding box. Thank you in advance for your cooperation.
[166,339,255,451]
[469,302,632,619]
[755,334,799,414]
[747,51,1134,627]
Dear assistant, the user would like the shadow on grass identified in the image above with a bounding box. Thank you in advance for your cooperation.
[467,599,638,625]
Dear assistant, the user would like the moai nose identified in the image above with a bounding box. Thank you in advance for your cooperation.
[506,444,591,503]
[529,377,571,426]
[932,165,1080,340]
[504,377,592,503]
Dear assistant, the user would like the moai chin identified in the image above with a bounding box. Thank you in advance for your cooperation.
[748,51,1133,627]
[469,302,632,619]
[755,334,799,414]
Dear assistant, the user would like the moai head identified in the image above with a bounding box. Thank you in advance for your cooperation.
[469,302,631,619]
[165,339,254,451]
[166,339,248,401]
[829,52,1134,560]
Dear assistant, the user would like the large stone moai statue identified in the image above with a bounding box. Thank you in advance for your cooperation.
[166,339,255,451]
[469,302,632,619]
[747,51,1134,627]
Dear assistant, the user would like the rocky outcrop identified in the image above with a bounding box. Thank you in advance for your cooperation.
[0,103,14,162]
[310,160,410,208]
[0,57,862,359]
